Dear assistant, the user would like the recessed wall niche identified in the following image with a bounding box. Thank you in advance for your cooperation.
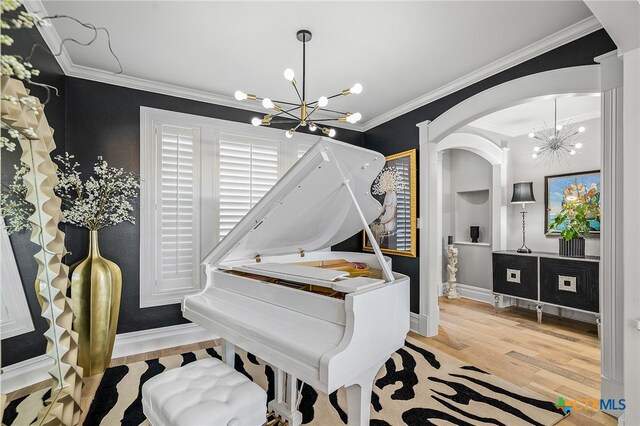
[455,189,491,244]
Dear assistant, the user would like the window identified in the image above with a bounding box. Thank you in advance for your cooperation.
[140,108,317,307]
[395,161,411,251]
[217,135,280,240]
[158,124,200,286]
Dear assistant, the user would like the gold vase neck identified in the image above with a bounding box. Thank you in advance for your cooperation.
[88,230,100,256]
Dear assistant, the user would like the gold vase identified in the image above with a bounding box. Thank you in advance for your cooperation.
[70,230,122,376]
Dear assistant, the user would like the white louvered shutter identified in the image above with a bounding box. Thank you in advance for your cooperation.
[395,160,411,251]
[295,142,313,160]
[218,135,280,240]
[157,124,200,292]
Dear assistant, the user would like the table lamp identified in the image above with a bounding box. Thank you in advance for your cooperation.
[511,182,536,253]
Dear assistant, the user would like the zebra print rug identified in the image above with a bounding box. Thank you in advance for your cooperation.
[4,336,567,425]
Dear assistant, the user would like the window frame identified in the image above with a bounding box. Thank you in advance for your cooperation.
[140,107,321,307]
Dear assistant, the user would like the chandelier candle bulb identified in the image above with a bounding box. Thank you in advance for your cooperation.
[528,132,535,138]
[578,126,586,132]
[284,68,295,81]
[575,142,583,149]
[318,96,329,107]
[262,98,274,109]
[286,130,294,138]
[350,83,363,94]
[251,117,261,126]
[309,123,317,131]
[329,128,336,137]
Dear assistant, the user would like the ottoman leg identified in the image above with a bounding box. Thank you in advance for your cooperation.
[222,339,235,368]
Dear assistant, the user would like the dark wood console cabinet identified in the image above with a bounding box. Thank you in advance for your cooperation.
[492,250,600,336]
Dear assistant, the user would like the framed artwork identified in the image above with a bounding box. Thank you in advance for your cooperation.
[363,149,417,257]
[544,170,601,235]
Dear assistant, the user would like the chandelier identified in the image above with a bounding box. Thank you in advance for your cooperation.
[529,98,585,165]
[234,29,363,139]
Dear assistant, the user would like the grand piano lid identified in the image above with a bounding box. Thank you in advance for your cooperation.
[203,137,386,267]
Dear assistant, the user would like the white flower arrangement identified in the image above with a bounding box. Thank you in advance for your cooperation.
[1,153,140,233]
[371,166,407,195]
[55,153,140,230]
[0,162,34,233]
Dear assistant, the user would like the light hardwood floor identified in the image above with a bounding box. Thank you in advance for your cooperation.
[415,297,616,426]
[6,297,616,425]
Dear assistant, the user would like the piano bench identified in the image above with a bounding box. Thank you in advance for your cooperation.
[141,357,267,426]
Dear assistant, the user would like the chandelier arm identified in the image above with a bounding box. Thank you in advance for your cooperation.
[304,105,320,121]
[270,99,301,107]
[316,107,348,115]
[306,118,341,122]
[278,110,303,121]
[291,81,303,103]
[270,105,300,117]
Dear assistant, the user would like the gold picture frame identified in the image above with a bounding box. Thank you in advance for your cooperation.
[362,149,417,258]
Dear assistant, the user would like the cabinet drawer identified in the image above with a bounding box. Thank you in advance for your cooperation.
[492,254,537,300]
[540,257,599,313]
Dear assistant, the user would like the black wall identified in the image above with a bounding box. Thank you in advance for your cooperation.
[2,25,615,366]
[62,77,364,342]
[1,25,67,366]
[363,29,616,313]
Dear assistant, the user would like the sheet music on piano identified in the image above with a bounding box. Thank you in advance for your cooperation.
[183,138,410,426]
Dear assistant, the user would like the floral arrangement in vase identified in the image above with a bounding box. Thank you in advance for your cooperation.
[548,199,599,258]
[54,152,139,230]
[1,152,139,376]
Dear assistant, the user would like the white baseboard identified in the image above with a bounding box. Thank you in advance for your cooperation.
[440,282,495,304]
[456,283,495,304]
[440,282,597,324]
[0,323,217,393]
[0,354,52,394]
[410,312,430,336]
[112,322,217,359]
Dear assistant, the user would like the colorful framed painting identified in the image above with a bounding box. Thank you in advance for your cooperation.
[544,170,601,235]
[362,149,417,257]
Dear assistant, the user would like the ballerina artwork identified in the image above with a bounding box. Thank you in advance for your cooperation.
[363,149,417,258]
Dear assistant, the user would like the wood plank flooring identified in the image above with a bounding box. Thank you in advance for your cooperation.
[410,297,615,426]
[6,297,616,425]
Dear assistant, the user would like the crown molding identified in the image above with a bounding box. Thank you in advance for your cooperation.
[469,110,601,137]
[25,0,601,134]
[22,0,362,133]
[360,15,603,131]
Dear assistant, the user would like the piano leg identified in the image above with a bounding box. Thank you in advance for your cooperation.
[345,364,381,426]
[268,368,302,426]
[221,339,235,368]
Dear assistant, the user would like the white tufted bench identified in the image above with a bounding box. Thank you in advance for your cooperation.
[142,357,267,426]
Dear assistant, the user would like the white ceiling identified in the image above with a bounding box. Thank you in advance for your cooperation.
[33,1,595,128]
[469,95,601,137]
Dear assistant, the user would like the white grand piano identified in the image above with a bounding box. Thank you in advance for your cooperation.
[183,138,410,426]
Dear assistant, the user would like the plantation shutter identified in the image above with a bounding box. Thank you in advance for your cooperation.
[157,124,200,291]
[395,161,411,251]
[218,134,280,240]
[295,142,313,160]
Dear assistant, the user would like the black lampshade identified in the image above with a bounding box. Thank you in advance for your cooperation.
[511,182,536,204]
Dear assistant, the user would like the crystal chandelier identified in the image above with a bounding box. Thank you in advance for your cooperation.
[529,98,585,165]
[234,30,363,139]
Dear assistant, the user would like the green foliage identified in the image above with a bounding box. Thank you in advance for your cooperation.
[548,200,598,241]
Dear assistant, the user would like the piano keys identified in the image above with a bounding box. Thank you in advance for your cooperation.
[183,138,410,426]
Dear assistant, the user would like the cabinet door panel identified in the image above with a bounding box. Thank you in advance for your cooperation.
[492,254,537,300]
[540,257,599,313]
